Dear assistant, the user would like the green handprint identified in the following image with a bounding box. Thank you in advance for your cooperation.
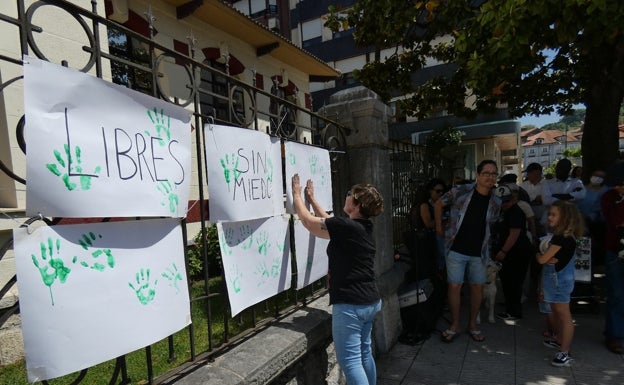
[146,107,171,146]
[320,170,328,186]
[219,228,234,255]
[162,263,183,294]
[128,268,157,305]
[237,225,254,250]
[270,257,281,278]
[219,153,241,190]
[276,241,285,252]
[46,144,101,191]
[229,264,243,293]
[157,180,179,213]
[266,158,274,183]
[31,237,71,306]
[256,230,271,256]
[72,232,115,272]
[288,153,296,166]
[254,261,270,286]
[309,154,318,175]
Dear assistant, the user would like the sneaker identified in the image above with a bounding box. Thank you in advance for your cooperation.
[496,312,519,321]
[551,351,574,367]
[543,339,561,350]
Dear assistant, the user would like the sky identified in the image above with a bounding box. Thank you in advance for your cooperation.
[518,112,561,128]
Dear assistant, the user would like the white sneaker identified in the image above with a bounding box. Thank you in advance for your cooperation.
[543,339,561,350]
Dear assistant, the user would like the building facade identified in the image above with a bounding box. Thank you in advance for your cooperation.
[229,0,522,180]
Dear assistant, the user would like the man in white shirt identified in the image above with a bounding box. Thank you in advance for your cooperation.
[542,158,586,207]
[520,162,546,236]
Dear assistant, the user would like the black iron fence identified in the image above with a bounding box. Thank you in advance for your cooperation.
[0,1,349,384]
[388,140,427,247]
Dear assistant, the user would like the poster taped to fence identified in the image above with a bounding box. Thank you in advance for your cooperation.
[24,57,192,218]
[205,124,284,222]
[13,218,190,382]
[293,219,329,289]
[574,236,591,282]
[217,215,291,316]
[284,141,333,214]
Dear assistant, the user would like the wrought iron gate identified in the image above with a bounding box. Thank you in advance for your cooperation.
[0,1,349,384]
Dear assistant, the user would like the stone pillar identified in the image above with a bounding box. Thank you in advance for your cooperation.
[320,87,405,353]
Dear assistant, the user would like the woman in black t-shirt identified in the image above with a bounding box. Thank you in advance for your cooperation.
[291,174,384,385]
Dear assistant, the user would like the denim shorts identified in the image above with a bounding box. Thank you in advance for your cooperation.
[541,262,575,304]
[446,250,486,284]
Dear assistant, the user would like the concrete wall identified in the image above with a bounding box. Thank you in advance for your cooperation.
[170,295,344,385]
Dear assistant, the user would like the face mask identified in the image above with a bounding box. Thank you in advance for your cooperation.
[590,176,604,185]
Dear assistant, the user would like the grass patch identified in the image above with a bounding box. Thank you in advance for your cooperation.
[0,277,325,384]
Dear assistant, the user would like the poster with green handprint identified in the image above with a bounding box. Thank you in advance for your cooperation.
[205,124,284,222]
[293,219,329,289]
[13,218,190,382]
[283,141,333,214]
[217,215,291,317]
[24,57,192,218]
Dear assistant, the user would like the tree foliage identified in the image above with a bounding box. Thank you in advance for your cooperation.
[326,0,624,175]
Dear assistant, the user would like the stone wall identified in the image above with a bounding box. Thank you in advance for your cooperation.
[320,86,406,354]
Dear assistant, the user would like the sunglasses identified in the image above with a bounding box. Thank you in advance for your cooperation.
[434,189,444,193]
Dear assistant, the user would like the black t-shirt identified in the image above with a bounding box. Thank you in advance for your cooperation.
[451,190,490,256]
[325,216,380,305]
[491,204,532,257]
[550,234,577,272]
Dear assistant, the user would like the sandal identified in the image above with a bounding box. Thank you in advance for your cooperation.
[441,329,459,343]
[468,329,485,342]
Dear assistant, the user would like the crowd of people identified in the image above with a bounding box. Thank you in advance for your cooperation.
[402,158,624,368]
[289,157,624,384]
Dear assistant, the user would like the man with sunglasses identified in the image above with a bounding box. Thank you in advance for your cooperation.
[435,160,502,343]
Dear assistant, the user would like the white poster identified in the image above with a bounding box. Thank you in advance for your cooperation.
[24,57,192,218]
[13,219,190,382]
[217,215,291,316]
[293,220,329,289]
[284,141,333,214]
[574,236,591,283]
[205,124,284,222]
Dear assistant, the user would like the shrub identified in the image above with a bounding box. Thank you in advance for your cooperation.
[186,225,222,279]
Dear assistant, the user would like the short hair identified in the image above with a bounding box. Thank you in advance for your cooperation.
[351,184,384,218]
[477,159,497,174]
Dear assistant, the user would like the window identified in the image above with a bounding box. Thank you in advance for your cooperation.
[535,138,543,145]
[302,18,322,46]
[107,26,153,95]
[199,61,244,124]
[528,149,536,157]
[542,147,549,154]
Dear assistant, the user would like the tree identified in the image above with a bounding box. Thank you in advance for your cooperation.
[326,1,624,177]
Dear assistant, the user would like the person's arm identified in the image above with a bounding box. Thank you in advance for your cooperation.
[541,180,555,206]
[434,198,445,237]
[569,180,586,202]
[527,217,538,244]
[495,228,521,262]
[420,203,435,229]
[291,174,330,239]
[304,179,330,219]
[536,244,561,265]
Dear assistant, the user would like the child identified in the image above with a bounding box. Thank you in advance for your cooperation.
[536,200,584,367]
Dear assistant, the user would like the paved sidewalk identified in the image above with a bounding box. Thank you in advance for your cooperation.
[376,299,624,385]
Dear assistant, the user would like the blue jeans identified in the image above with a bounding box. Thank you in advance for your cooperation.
[332,299,382,385]
[605,251,624,340]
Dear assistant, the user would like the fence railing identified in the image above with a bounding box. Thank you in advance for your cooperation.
[0,1,349,384]
[388,141,427,246]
